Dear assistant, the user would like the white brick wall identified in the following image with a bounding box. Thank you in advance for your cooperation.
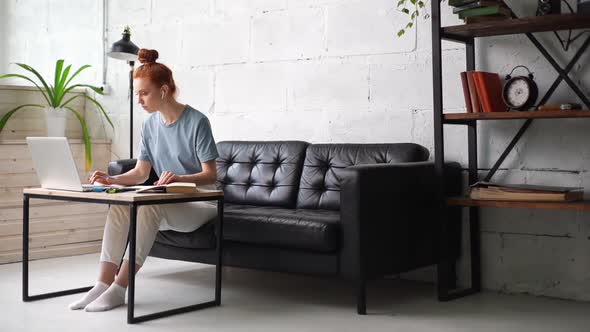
[251,8,324,61]
[3,0,590,302]
[327,0,416,56]
[289,60,368,112]
[181,17,250,66]
[0,1,5,74]
[216,62,289,113]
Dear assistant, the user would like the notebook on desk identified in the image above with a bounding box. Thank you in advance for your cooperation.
[26,137,124,192]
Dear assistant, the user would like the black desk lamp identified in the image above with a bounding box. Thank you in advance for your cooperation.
[108,26,139,158]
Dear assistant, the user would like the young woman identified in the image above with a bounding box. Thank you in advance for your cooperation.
[70,48,219,312]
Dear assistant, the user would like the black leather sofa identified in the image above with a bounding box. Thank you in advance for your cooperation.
[108,141,461,314]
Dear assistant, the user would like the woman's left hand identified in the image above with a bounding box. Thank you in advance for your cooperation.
[155,171,179,185]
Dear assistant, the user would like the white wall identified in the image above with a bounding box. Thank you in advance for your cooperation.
[2,0,590,301]
[0,0,5,74]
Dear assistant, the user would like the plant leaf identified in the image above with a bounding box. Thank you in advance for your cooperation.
[0,104,44,132]
[63,83,104,97]
[64,64,91,90]
[0,74,51,105]
[55,64,72,106]
[15,63,56,106]
[64,106,92,171]
[54,60,64,100]
[398,29,405,37]
[59,94,82,109]
[82,95,114,129]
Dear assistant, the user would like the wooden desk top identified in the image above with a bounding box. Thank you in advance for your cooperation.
[23,188,224,203]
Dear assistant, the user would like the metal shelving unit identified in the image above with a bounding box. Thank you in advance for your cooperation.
[431,3,590,301]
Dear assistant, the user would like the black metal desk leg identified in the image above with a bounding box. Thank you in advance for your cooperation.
[22,195,29,301]
[125,197,224,324]
[215,198,224,305]
[21,194,92,302]
[127,203,138,324]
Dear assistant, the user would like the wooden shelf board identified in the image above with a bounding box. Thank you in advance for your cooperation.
[443,14,590,39]
[444,110,590,122]
[447,197,590,211]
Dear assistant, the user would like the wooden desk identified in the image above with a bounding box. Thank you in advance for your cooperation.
[22,188,225,324]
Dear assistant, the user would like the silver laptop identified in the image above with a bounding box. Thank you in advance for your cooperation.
[26,137,103,192]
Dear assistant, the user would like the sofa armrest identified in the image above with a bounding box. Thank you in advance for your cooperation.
[108,159,138,176]
[339,161,462,280]
[107,159,159,185]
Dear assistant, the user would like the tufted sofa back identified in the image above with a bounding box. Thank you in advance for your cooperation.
[216,141,309,208]
[296,144,430,210]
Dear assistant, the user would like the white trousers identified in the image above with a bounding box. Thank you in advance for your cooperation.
[99,201,218,267]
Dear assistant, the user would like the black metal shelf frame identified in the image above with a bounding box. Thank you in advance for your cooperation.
[431,3,590,301]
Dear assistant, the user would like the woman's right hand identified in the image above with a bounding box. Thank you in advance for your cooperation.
[88,170,115,185]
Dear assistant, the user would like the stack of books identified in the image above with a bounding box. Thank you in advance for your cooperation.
[449,0,512,24]
[460,71,508,113]
[469,181,584,202]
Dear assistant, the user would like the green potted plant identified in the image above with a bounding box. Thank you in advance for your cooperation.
[0,59,114,171]
[396,0,427,37]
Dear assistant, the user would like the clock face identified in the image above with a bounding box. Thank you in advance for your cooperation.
[505,78,530,108]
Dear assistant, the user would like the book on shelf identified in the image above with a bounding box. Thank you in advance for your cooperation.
[462,71,482,113]
[458,5,511,19]
[460,71,507,113]
[460,72,473,113]
[472,71,507,113]
[452,1,501,13]
[580,0,590,14]
[448,0,480,6]
[464,15,512,24]
[469,181,584,202]
[134,182,200,194]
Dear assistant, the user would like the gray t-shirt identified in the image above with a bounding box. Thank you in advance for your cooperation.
[138,105,219,177]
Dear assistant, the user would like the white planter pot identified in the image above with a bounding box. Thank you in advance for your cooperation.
[43,107,68,137]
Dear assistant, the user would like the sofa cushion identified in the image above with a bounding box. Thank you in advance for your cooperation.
[154,221,216,249]
[223,203,340,253]
[216,141,309,208]
[297,143,430,210]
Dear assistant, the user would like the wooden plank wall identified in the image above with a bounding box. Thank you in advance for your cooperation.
[0,85,112,264]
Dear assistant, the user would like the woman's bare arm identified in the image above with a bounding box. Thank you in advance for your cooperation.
[89,159,153,186]
[155,160,217,186]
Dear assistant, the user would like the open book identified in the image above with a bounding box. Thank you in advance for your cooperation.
[469,182,584,202]
[134,182,199,194]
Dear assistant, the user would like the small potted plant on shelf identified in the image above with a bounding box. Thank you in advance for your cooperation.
[0,60,114,171]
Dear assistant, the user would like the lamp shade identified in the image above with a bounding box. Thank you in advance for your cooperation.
[108,28,139,61]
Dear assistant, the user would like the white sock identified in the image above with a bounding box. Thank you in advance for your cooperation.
[68,281,109,310]
[84,283,126,312]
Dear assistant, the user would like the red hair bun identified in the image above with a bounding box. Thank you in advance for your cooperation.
[138,49,159,64]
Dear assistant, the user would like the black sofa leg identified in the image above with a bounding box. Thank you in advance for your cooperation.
[357,278,366,315]
[449,260,457,290]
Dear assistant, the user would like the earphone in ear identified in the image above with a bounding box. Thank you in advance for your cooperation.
[161,91,165,100]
